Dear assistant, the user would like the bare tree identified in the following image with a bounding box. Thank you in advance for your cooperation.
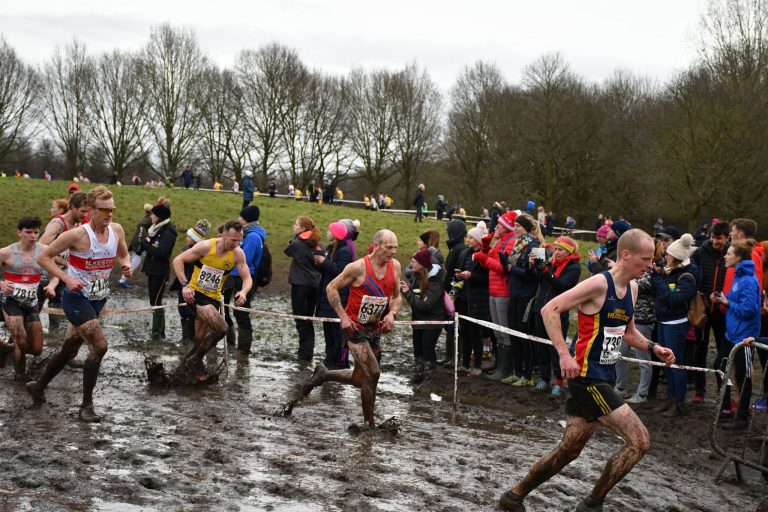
[42,40,93,179]
[345,68,400,194]
[520,53,599,212]
[86,50,147,182]
[198,66,245,181]
[392,63,442,206]
[139,24,207,181]
[0,37,40,166]
[236,43,305,189]
[445,61,506,205]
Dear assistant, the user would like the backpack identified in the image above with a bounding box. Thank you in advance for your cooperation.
[255,235,272,288]
[683,273,707,328]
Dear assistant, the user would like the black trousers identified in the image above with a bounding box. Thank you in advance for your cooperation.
[533,311,565,383]
[459,317,483,369]
[412,328,441,365]
[222,276,255,331]
[291,285,318,361]
[147,274,167,307]
[691,310,726,393]
[509,297,534,379]
[715,341,753,420]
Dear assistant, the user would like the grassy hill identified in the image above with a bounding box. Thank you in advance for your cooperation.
[0,179,598,292]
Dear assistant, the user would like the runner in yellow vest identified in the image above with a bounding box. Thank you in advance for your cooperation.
[172,220,251,381]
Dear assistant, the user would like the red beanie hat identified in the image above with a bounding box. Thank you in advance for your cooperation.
[412,249,432,269]
[498,211,518,231]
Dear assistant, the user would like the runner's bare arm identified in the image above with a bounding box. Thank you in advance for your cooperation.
[233,247,252,305]
[38,219,64,246]
[37,229,85,288]
[0,245,12,294]
[112,223,132,278]
[327,259,364,322]
[623,282,675,364]
[172,240,212,285]
[542,274,608,379]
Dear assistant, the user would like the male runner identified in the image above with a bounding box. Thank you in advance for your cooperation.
[172,220,251,380]
[39,191,89,329]
[304,229,402,428]
[27,186,131,422]
[499,229,675,512]
[0,216,48,381]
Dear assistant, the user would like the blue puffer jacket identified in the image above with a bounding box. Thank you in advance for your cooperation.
[725,259,761,344]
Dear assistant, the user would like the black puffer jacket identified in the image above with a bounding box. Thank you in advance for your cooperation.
[316,242,353,317]
[531,255,581,314]
[457,247,490,320]
[140,222,178,278]
[690,239,728,310]
[405,266,447,329]
[443,220,468,292]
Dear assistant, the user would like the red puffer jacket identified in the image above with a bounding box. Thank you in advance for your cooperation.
[473,231,516,297]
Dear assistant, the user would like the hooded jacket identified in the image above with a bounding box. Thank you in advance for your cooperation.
[405,264,447,328]
[690,239,728,313]
[443,220,468,292]
[722,242,764,297]
[473,231,516,297]
[651,262,700,323]
[725,259,761,343]
[316,241,353,317]
[232,222,266,279]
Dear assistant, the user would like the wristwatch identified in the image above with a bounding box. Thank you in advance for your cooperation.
[647,340,657,355]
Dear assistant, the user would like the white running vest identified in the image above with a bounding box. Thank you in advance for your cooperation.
[67,224,117,300]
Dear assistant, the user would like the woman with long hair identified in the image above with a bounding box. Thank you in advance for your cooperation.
[315,221,353,368]
[713,239,761,429]
[284,216,323,363]
[650,233,698,417]
[401,248,446,383]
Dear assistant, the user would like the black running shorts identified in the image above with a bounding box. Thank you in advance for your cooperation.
[565,377,625,422]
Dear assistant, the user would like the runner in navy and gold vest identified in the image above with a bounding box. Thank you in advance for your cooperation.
[499,229,675,512]
[29,186,132,423]
[302,229,402,428]
[0,216,47,381]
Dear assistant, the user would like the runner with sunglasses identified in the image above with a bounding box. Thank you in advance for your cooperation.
[27,186,132,422]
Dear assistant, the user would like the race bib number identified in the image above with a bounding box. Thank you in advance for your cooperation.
[88,276,110,300]
[12,283,38,306]
[358,295,388,324]
[599,325,626,365]
[196,265,225,293]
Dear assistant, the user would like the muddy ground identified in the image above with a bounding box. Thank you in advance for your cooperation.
[1,287,767,511]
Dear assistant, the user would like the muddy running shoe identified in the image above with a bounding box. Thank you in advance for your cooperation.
[753,397,768,412]
[512,377,534,387]
[500,374,519,384]
[499,490,525,511]
[25,381,46,405]
[691,391,704,404]
[185,356,207,383]
[575,494,604,512]
[534,380,548,391]
[718,408,734,419]
[302,362,328,397]
[627,394,647,404]
[469,367,482,377]
[551,384,563,396]
[456,365,470,375]
[78,405,102,423]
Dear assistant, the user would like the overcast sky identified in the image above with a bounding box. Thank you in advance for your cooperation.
[1,0,706,92]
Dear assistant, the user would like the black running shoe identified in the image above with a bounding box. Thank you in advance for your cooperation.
[499,490,525,511]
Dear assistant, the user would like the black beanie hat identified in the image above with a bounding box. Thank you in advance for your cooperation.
[516,215,534,233]
[240,205,260,223]
[151,204,171,221]
[419,231,431,245]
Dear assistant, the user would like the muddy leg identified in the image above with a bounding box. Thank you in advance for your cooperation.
[5,313,27,381]
[184,305,226,380]
[347,342,380,426]
[78,320,108,422]
[511,416,598,498]
[589,404,651,499]
[26,325,84,404]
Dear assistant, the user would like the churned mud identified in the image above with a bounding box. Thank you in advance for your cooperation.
[1,287,767,511]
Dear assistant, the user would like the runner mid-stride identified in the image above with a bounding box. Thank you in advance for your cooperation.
[499,229,675,512]
[303,229,402,428]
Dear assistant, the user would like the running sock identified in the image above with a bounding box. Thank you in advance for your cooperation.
[82,357,101,405]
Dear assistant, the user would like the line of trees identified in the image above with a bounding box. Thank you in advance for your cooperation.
[2,0,768,230]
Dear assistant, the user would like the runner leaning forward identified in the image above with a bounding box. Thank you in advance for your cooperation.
[0,216,49,381]
[499,229,675,512]
[172,220,251,381]
[303,229,402,428]
[27,186,132,423]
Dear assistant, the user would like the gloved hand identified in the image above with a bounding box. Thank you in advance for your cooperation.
[499,251,509,270]
[481,234,494,253]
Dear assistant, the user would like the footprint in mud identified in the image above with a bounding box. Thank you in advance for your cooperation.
[347,417,402,438]
[144,356,224,387]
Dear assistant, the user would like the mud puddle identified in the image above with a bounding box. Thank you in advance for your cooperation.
[0,287,766,511]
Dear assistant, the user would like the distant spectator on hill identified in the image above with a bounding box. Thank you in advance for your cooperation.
[435,195,446,220]
[181,166,194,189]
[242,170,254,208]
[413,184,425,222]
[269,180,277,198]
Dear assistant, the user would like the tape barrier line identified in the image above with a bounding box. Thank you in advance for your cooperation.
[40,299,723,377]
[456,314,725,378]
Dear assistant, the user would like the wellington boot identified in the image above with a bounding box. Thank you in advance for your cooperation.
[237,328,253,355]
[438,333,455,365]
[486,343,514,381]
[410,359,425,384]
[150,311,166,342]
[179,316,195,344]
[226,325,236,347]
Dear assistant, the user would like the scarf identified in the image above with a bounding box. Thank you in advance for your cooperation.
[509,234,534,267]
[148,218,170,238]
[551,253,581,277]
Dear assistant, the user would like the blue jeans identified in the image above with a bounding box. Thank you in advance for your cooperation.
[658,321,689,403]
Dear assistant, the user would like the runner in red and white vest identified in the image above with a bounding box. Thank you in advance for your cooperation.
[0,216,49,381]
[303,229,402,429]
[28,186,131,423]
[38,191,89,326]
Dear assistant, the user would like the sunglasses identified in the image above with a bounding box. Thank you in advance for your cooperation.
[96,207,116,215]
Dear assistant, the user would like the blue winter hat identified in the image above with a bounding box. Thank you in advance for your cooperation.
[610,220,632,239]
[526,200,536,211]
